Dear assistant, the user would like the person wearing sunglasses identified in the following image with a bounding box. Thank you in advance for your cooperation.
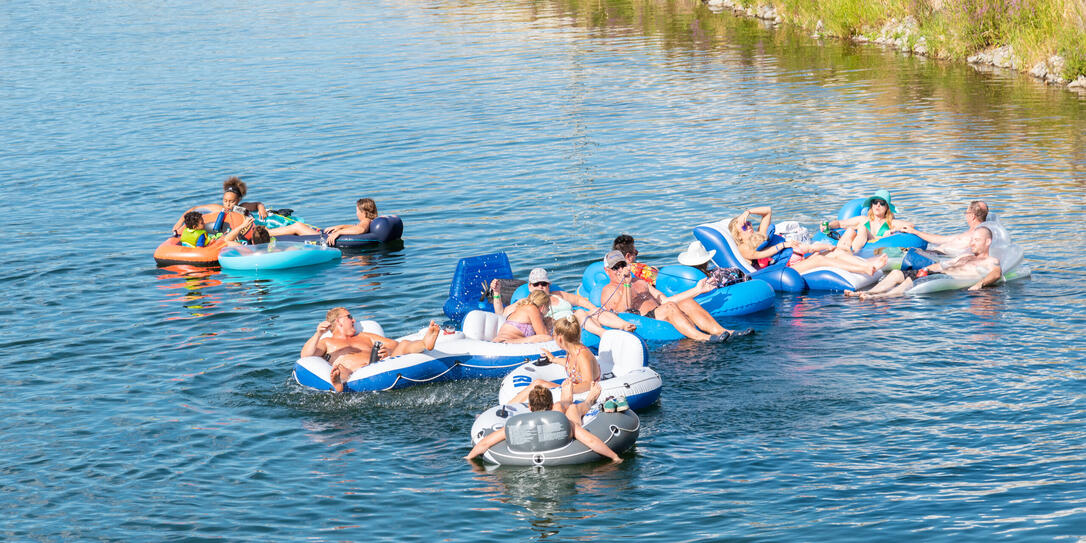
[300,307,442,392]
[599,251,739,342]
[491,268,637,337]
[729,206,887,275]
[822,189,914,253]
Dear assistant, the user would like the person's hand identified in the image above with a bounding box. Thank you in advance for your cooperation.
[696,277,713,294]
[375,343,390,360]
[258,206,268,220]
[897,224,915,234]
[539,347,554,361]
[785,240,799,249]
[621,322,637,332]
[316,320,332,335]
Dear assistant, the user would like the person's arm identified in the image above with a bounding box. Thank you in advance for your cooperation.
[300,321,332,357]
[896,224,957,244]
[218,216,255,246]
[558,291,593,310]
[465,428,506,460]
[969,264,1003,291]
[653,278,712,305]
[572,426,621,463]
[827,216,865,230]
[325,219,372,236]
[747,206,773,236]
[742,239,792,261]
[489,279,505,314]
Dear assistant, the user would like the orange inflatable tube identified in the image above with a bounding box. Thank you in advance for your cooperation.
[153,210,249,267]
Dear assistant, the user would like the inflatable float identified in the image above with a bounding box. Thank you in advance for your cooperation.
[574,261,772,342]
[274,215,404,248]
[693,219,883,293]
[469,404,639,466]
[442,252,516,324]
[811,197,927,259]
[293,313,565,392]
[153,209,250,267]
[903,219,1031,294]
[218,241,341,270]
[498,330,662,412]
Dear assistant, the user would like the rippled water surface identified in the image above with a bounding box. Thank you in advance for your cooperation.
[3,0,1085,540]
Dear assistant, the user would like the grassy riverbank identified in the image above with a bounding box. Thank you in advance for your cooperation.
[711,0,1086,84]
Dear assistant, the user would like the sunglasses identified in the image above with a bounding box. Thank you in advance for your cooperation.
[741,223,752,232]
[871,199,888,207]
[531,281,549,287]
[610,261,627,271]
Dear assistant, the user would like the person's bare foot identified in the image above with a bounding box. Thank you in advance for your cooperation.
[585,382,602,405]
[330,364,346,393]
[423,320,440,350]
[844,290,859,297]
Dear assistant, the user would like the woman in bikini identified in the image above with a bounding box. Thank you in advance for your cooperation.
[507,315,603,404]
[493,290,552,344]
[822,190,913,253]
[730,206,887,275]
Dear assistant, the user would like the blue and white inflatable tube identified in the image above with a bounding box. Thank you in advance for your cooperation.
[498,330,661,412]
[292,315,564,392]
[810,198,926,257]
[218,241,341,270]
[693,219,882,292]
[397,310,563,380]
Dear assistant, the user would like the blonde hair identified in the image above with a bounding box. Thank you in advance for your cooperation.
[326,307,348,322]
[553,315,582,345]
[356,198,378,219]
[728,217,766,251]
[867,206,894,225]
[520,290,549,309]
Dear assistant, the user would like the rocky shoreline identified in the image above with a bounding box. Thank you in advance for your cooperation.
[704,0,1086,94]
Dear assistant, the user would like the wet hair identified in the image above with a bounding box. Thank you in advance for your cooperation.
[969,200,988,222]
[326,307,349,323]
[356,198,378,219]
[553,315,582,345]
[183,211,204,229]
[528,385,553,412]
[519,290,549,309]
[612,234,636,256]
[223,176,247,198]
[250,226,271,245]
[728,217,766,251]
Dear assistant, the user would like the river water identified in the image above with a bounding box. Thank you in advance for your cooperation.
[3,0,1085,540]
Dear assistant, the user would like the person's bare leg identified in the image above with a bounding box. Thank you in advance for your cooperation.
[269,223,320,236]
[850,269,905,296]
[575,309,608,337]
[392,321,441,355]
[581,309,636,332]
[565,382,602,423]
[654,304,712,341]
[676,298,726,335]
[862,277,914,299]
[850,227,869,253]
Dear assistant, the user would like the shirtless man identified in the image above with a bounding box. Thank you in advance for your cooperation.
[300,307,440,392]
[599,250,741,342]
[846,226,1002,299]
[897,200,989,255]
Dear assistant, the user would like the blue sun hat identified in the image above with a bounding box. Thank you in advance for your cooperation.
[863,189,898,213]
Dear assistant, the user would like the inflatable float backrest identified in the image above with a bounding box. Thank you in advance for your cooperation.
[368,215,404,242]
[837,197,869,221]
[693,220,757,274]
[978,218,1024,271]
[597,330,646,377]
[580,262,609,306]
[654,265,704,297]
[462,310,506,341]
[505,410,573,453]
[444,252,514,322]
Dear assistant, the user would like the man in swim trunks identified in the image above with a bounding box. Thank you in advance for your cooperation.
[300,307,440,392]
[599,251,739,342]
[845,226,1002,299]
[897,200,989,256]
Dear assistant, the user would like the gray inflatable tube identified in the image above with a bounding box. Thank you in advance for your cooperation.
[470,403,640,466]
